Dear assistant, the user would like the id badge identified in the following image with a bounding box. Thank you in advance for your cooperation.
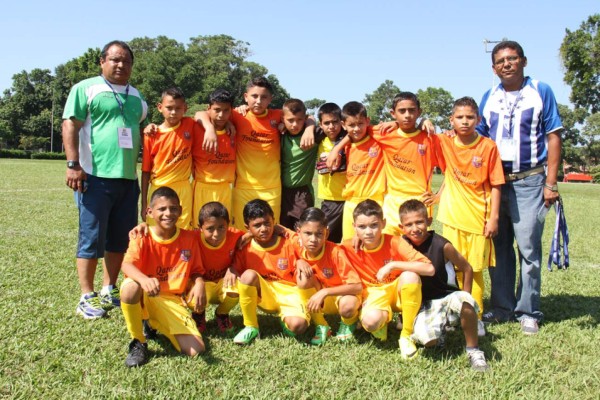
[118,127,133,149]
[499,138,517,162]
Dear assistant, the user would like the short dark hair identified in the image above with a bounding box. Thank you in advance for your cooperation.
[282,98,306,115]
[150,186,180,206]
[353,199,383,221]
[491,40,525,63]
[161,87,185,101]
[101,40,134,64]
[391,92,420,110]
[243,199,274,224]
[298,207,328,228]
[208,89,234,106]
[452,96,479,116]
[199,201,230,226]
[341,101,368,121]
[399,199,428,221]
[318,102,342,122]
[246,76,273,94]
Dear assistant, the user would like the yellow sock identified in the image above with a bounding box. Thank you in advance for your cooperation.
[122,302,145,343]
[341,313,359,326]
[472,271,485,319]
[298,287,328,326]
[216,295,239,315]
[400,283,422,338]
[238,282,259,328]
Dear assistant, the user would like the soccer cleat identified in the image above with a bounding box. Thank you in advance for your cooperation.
[125,339,149,368]
[100,287,121,309]
[335,322,357,341]
[311,325,332,346]
[399,336,419,360]
[76,292,107,319]
[233,326,259,345]
[215,313,235,336]
[371,324,388,341]
[477,320,486,337]
[279,320,296,338]
[467,349,490,372]
[520,318,539,335]
[192,311,207,333]
[143,319,158,340]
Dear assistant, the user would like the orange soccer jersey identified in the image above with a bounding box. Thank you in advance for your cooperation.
[342,135,385,200]
[436,134,505,234]
[192,128,236,184]
[341,234,430,286]
[123,228,204,295]
[142,117,199,186]
[233,236,297,284]
[231,109,283,190]
[295,240,361,288]
[199,227,244,282]
[372,126,439,197]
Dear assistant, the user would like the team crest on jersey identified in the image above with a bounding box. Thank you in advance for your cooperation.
[270,119,279,128]
[277,258,289,270]
[184,131,191,140]
[472,156,482,168]
[418,144,427,156]
[180,249,191,262]
[368,146,379,158]
[322,268,334,279]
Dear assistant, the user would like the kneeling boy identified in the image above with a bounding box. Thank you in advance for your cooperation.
[120,187,206,367]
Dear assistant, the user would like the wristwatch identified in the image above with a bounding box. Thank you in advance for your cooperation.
[544,183,558,192]
[67,160,80,169]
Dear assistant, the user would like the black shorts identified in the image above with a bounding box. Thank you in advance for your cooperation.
[280,185,314,230]
[321,200,344,243]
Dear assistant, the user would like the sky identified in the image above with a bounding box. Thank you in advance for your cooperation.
[1,0,597,109]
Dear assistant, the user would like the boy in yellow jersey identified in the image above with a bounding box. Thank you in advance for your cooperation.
[399,199,489,372]
[142,88,199,229]
[232,199,309,344]
[341,200,434,359]
[294,207,362,345]
[120,187,205,367]
[428,97,505,337]
[280,98,318,230]
[191,89,236,228]
[314,103,348,243]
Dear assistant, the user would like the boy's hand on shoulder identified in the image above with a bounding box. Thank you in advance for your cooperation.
[378,120,399,135]
[129,222,149,240]
[143,123,158,137]
[202,124,218,154]
[307,290,327,313]
[236,231,253,250]
[484,218,499,238]
[300,125,315,150]
[235,104,249,116]
[419,119,436,136]
[141,276,160,296]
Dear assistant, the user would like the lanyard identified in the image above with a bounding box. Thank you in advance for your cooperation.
[502,89,523,139]
[547,197,570,271]
[102,76,130,125]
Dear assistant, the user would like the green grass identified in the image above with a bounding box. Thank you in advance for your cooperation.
[1,159,599,399]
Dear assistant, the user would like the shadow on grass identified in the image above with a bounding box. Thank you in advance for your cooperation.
[542,294,600,326]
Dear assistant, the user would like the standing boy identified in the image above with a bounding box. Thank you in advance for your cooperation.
[341,200,434,359]
[120,187,205,367]
[399,199,489,372]
[280,98,318,230]
[142,87,198,229]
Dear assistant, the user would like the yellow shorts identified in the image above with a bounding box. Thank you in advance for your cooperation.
[321,294,362,315]
[442,225,495,272]
[360,278,402,323]
[256,275,308,321]
[342,196,384,241]
[232,186,282,230]
[382,193,433,236]
[191,180,233,229]
[147,180,193,229]
[204,278,239,305]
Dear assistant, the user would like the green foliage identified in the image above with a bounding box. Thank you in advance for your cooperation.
[581,112,600,165]
[416,87,454,131]
[0,149,28,158]
[30,151,66,160]
[18,135,49,151]
[560,14,600,113]
[558,104,588,167]
[363,80,400,124]
[304,98,326,117]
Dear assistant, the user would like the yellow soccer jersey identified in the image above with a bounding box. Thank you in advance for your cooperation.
[317,137,346,201]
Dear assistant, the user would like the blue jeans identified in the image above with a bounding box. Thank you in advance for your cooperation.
[489,173,546,322]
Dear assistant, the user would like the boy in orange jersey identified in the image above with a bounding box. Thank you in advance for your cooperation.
[191,89,236,228]
[429,96,504,337]
[191,201,244,336]
[141,87,199,229]
[280,98,318,230]
[232,199,309,345]
[338,101,385,241]
[120,187,205,367]
[341,200,434,359]
[294,207,362,345]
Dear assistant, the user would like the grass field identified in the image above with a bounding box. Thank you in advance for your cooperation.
[1,159,599,399]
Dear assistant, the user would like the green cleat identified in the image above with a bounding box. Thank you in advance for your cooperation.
[311,325,332,346]
[233,326,259,345]
[399,336,419,360]
[279,320,296,338]
[335,322,357,341]
[371,324,388,341]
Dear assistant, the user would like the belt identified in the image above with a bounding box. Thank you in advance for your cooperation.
[504,165,545,182]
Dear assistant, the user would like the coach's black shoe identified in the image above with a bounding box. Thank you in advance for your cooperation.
[125,339,149,368]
